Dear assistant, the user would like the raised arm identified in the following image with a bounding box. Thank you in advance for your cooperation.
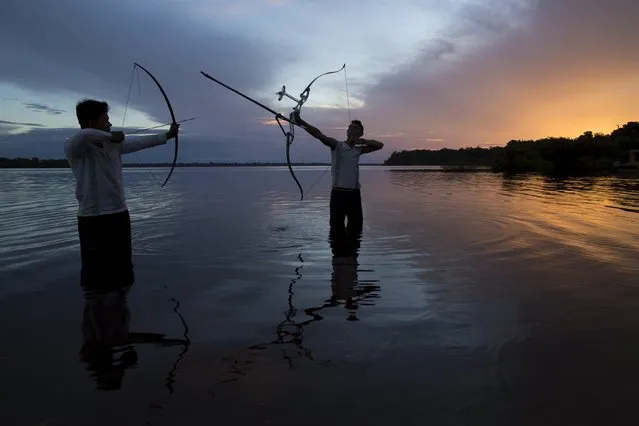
[358,138,384,154]
[120,122,179,154]
[292,111,337,149]
[65,128,123,158]
[120,133,167,154]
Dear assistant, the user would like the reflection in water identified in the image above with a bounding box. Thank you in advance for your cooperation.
[499,173,639,213]
[234,252,334,372]
[79,284,190,392]
[80,286,137,391]
[606,177,639,213]
[496,174,639,272]
[7,168,639,424]
[267,253,329,367]
[219,253,329,383]
[328,220,380,321]
[220,224,381,383]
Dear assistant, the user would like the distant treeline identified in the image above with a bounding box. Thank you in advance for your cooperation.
[4,122,639,175]
[384,147,503,167]
[0,157,69,168]
[385,121,639,175]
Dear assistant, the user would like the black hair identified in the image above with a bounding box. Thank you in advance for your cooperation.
[351,120,363,132]
[76,99,109,128]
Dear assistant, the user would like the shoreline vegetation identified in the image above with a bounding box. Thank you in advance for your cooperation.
[384,122,639,176]
[3,122,638,175]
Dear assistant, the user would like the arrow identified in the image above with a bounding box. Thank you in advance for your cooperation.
[127,117,198,135]
[200,71,293,123]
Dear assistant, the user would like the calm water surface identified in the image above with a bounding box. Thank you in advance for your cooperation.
[1,166,639,425]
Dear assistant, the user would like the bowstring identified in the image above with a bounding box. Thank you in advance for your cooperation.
[345,64,352,124]
[304,64,352,199]
[121,65,135,129]
[122,64,162,186]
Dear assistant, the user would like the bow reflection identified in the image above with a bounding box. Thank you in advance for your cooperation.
[220,222,380,383]
[79,283,189,392]
[227,253,329,376]
[262,223,382,360]
[267,252,329,367]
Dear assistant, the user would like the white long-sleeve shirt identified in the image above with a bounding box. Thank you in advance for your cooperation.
[64,128,168,217]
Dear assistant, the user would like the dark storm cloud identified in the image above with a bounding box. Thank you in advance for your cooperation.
[0,0,290,153]
[23,103,65,115]
[5,0,635,160]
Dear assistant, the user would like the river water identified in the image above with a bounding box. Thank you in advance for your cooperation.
[1,166,638,425]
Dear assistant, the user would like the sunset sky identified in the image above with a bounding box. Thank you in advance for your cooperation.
[1,0,638,164]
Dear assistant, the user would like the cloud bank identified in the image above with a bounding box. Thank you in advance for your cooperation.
[1,0,638,162]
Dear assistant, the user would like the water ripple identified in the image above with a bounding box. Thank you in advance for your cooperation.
[3,168,639,425]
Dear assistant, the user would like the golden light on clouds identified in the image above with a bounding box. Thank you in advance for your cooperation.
[358,0,639,151]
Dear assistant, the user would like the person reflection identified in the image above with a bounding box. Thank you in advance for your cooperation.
[80,285,138,391]
[79,279,187,391]
[329,219,365,321]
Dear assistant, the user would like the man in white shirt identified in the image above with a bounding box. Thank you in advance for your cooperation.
[65,99,179,290]
[292,111,383,245]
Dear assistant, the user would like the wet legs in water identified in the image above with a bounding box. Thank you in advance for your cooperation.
[328,190,363,320]
[329,189,362,258]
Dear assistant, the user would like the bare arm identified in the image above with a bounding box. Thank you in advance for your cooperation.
[358,138,384,154]
[293,112,337,149]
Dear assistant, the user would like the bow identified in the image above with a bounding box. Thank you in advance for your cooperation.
[275,114,304,200]
[275,64,346,200]
[133,63,179,188]
[199,69,304,199]
[200,65,347,200]
[298,64,346,114]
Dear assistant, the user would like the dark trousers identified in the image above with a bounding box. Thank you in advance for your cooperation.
[329,189,363,258]
[77,210,134,290]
